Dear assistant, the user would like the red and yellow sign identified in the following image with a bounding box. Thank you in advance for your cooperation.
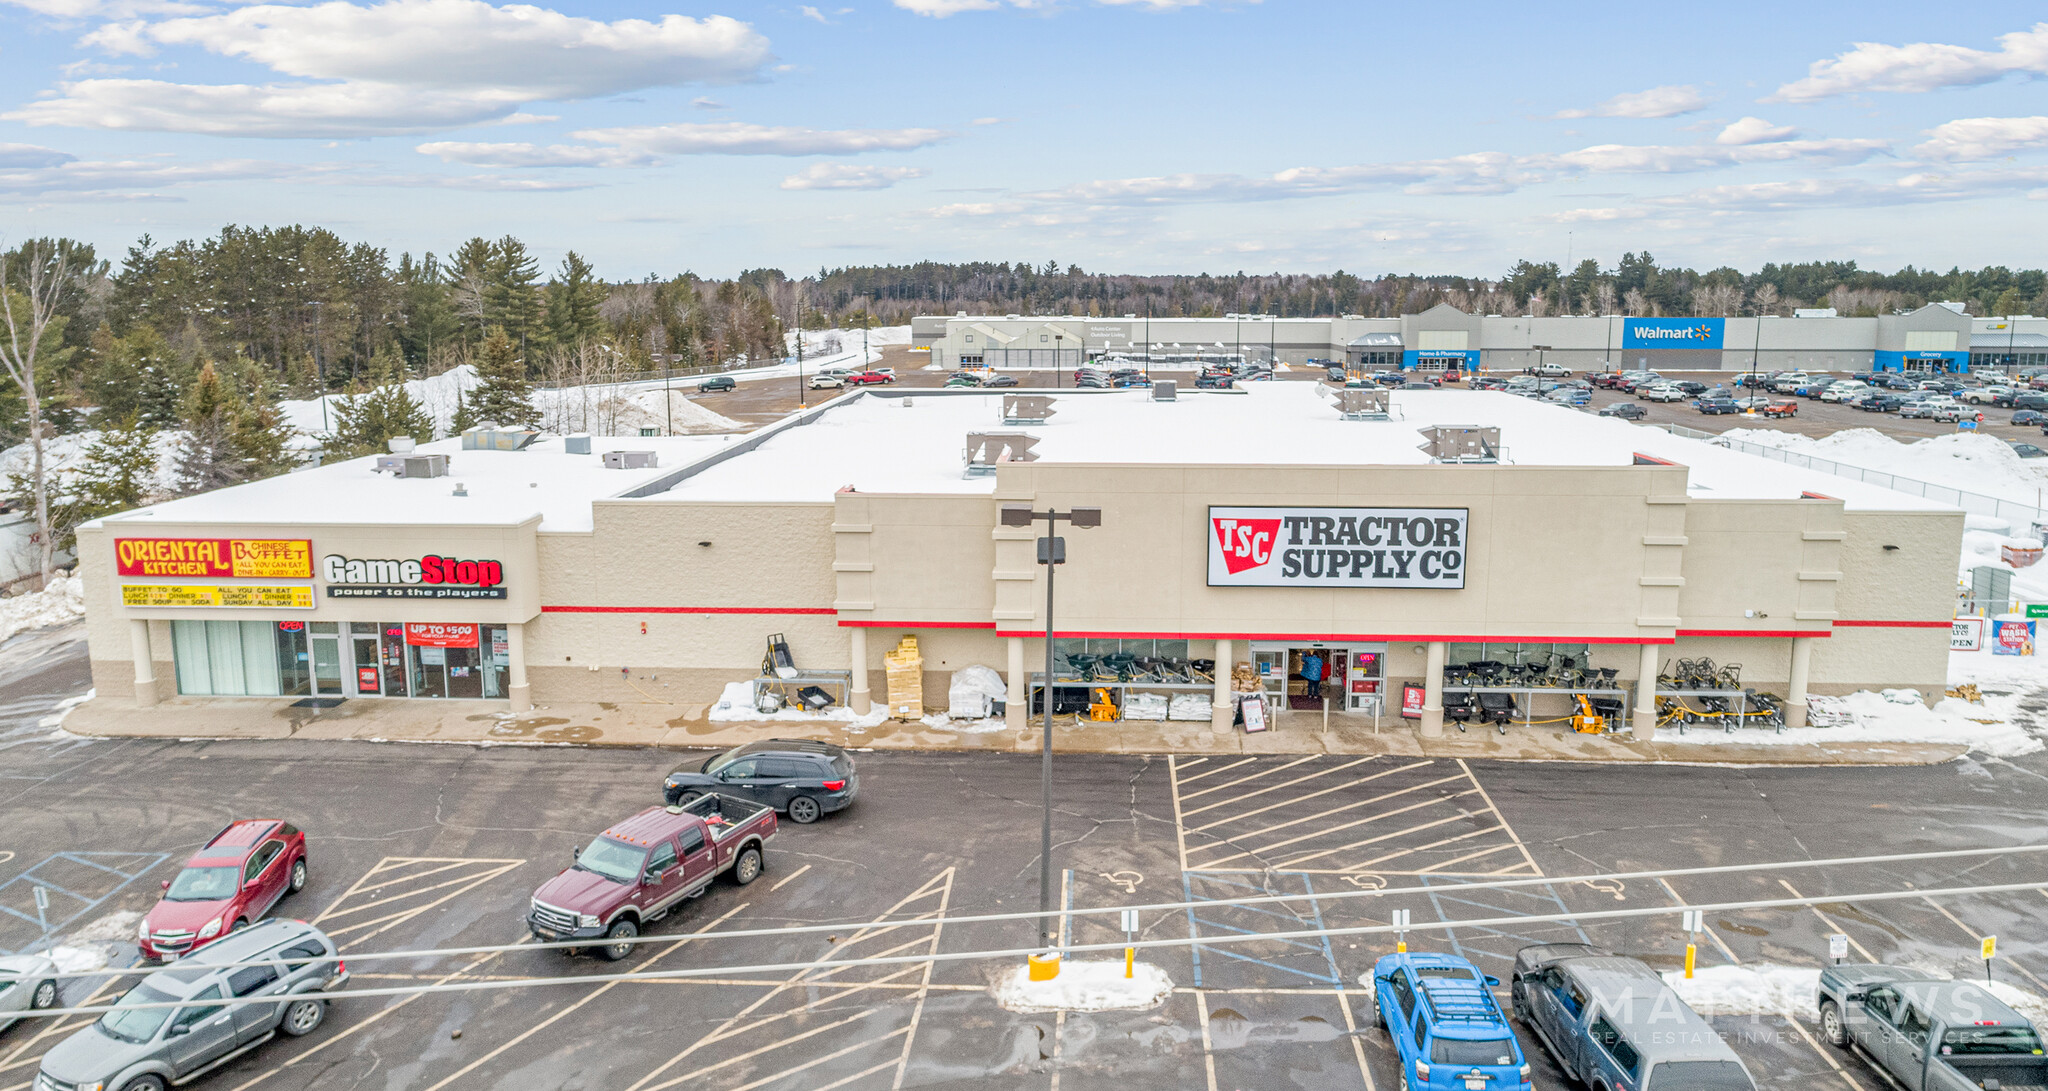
[405,623,479,648]
[121,584,315,609]
[115,538,313,579]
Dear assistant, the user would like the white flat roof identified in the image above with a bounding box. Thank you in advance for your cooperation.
[655,385,1955,513]
[94,434,736,533]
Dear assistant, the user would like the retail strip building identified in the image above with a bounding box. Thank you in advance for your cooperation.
[78,385,1960,737]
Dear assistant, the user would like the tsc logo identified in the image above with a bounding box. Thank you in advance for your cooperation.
[1213,517,1281,575]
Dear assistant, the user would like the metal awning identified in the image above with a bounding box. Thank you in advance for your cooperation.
[1971,333,2048,349]
[1347,333,1402,347]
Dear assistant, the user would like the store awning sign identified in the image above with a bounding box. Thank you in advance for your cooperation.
[1209,506,1468,588]
[1622,317,1725,350]
[323,554,508,599]
[405,623,479,648]
[121,584,314,609]
[116,538,312,579]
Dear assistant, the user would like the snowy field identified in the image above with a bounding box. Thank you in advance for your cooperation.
[279,363,745,440]
[1723,426,2048,510]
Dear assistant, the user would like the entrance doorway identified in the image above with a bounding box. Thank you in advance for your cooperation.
[308,622,345,697]
[1248,643,1386,719]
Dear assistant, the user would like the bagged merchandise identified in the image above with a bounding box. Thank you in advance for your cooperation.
[1230,662,1260,693]
[885,635,924,717]
[948,664,1007,719]
[1168,693,1214,721]
[1123,692,1169,721]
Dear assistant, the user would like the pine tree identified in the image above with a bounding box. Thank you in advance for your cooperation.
[55,416,158,549]
[331,348,434,456]
[545,251,607,347]
[454,327,537,431]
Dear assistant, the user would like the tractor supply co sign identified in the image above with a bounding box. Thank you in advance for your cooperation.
[1208,507,1468,588]
[116,538,312,579]
[322,554,507,600]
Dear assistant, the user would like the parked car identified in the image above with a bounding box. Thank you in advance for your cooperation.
[696,375,736,393]
[1962,385,2013,405]
[1859,393,1905,412]
[1513,943,1757,1091]
[1399,381,1436,390]
[1819,381,1869,403]
[1818,964,2048,1091]
[1372,951,1532,1091]
[1194,375,1233,389]
[1669,380,1708,396]
[808,374,844,390]
[1075,375,1113,388]
[2015,409,2047,426]
[140,820,308,962]
[1761,400,1800,418]
[1526,361,1571,378]
[0,954,59,1033]
[667,739,858,824]
[528,796,777,960]
[1326,365,1346,381]
[1769,371,1813,393]
[1597,402,1648,420]
[36,920,345,1091]
[1931,400,1976,423]
[2013,393,2048,411]
[1639,384,1689,403]
[844,370,895,386]
[1900,398,1943,419]
[872,367,895,377]
[1696,397,1739,415]
[1588,372,1627,389]
[2010,442,2048,459]
[984,374,1018,387]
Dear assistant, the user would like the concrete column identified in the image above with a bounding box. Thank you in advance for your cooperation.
[506,621,530,711]
[1785,636,1814,729]
[847,626,871,714]
[1632,642,1661,735]
[130,619,160,707]
[1004,636,1025,730]
[1418,641,1446,738]
[1210,638,1235,732]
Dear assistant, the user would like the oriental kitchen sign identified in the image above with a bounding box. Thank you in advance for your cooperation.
[1207,506,1468,589]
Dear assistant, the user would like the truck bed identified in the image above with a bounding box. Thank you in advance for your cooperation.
[681,793,773,842]
[1932,1056,2048,1091]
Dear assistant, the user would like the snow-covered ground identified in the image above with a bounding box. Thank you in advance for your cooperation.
[0,429,190,499]
[1722,427,2048,511]
[708,680,888,731]
[990,959,1174,1013]
[47,909,141,973]
[1664,963,2048,1028]
[1653,685,2042,756]
[279,364,744,440]
[0,575,85,644]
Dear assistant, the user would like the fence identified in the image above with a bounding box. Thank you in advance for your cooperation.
[1658,423,2048,526]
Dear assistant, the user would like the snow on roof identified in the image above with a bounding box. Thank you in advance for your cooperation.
[95,434,736,533]
[653,384,1956,512]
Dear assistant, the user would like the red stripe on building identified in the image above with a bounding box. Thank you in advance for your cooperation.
[1675,628,1832,638]
[541,606,836,615]
[1831,619,1952,629]
[836,620,997,629]
[991,630,1676,644]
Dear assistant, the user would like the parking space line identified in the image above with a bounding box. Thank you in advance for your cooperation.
[1455,760,1540,876]
[417,902,749,1091]
[309,857,526,951]
[769,863,812,891]
[324,859,482,901]
[1194,991,1220,1091]
[1177,758,1257,786]
[1336,990,1378,1091]
[717,1027,911,1091]
[1191,778,1474,864]
[318,870,524,923]
[1416,841,1527,874]
[0,977,119,1075]
[1777,880,1878,962]
[1269,810,1488,870]
[1918,893,2048,994]
[1178,756,1323,801]
[1169,756,1191,875]
[1186,760,1429,830]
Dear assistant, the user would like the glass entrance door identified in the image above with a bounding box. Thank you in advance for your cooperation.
[1252,646,1287,722]
[308,623,345,696]
[350,627,383,696]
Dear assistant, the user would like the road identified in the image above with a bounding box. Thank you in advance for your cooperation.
[0,629,2045,1089]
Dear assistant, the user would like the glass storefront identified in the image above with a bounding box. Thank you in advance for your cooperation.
[173,619,508,699]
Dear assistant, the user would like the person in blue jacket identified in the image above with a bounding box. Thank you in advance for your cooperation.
[1301,651,1325,699]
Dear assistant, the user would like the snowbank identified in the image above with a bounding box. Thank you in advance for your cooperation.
[280,365,744,440]
[990,959,1173,1013]
[0,430,190,499]
[0,575,85,644]
[40,688,92,735]
[1722,428,2048,510]
[1662,964,1819,1014]
[707,680,888,730]
[1652,688,2040,756]
[49,909,142,974]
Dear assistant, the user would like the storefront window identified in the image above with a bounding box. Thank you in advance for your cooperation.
[171,620,288,696]
[1053,638,1191,680]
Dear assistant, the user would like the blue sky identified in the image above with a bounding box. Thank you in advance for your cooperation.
[2,0,2046,279]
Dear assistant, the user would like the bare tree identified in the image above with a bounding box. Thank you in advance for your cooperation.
[1752,283,1782,317]
[0,242,76,589]
[1527,291,1551,318]
[1623,288,1650,316]
[1593,281,1619,315]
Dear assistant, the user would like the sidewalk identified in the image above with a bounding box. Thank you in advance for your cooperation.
[62,695,1970,766]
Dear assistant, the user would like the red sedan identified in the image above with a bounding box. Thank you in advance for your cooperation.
[139,819,308,961]
[845,370,895,386]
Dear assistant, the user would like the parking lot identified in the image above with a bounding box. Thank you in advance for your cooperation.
[4,693,2048,1089]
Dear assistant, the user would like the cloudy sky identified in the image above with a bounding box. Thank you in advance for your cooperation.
[1,0,2045,278]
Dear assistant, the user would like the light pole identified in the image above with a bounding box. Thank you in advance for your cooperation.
[1000,502,1103,958]
[1054,332,1063,385]
[1743,314,1763,417]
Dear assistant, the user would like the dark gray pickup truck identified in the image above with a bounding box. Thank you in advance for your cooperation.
[1819,964,2048,1091]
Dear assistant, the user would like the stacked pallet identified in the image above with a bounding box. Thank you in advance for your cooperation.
[885,636,923,717]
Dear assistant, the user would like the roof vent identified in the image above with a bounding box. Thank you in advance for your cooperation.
[1417,425,1502,463]
[963,432,1040,477]
[1337,388,1391,420]
[1001,394,1056,425]
[461,425,541,451]
[564,434,592,455]
[381,453,448,478]
[1151,380,1177,402]
[602,450,659,470]
[387,436,416,454]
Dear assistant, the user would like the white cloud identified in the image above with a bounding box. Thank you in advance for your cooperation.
[1915,116,2048,161]
[1555,84,1710,120]
[15,0,772,136]
[894,0,998,14]
[570,121,950,155]
[414,141,657,167]
[1716,117,1799,145]
[798,4,830,21]
[691,97,728,109]
[781,163,928,189]
[0,155,340,198]
[1,0,205,17]
[0,143,78,168]
[971,117,1004,126]
[1772,23,2048,102]
[894,0,1234,14]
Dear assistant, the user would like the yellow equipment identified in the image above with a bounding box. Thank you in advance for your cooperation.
[1090,687,1119,722]
[1571,694,1608,734]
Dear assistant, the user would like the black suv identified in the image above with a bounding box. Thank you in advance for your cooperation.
[664,739,858,824]
[697,375,736,393]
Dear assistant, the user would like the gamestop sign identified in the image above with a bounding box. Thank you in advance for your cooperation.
[1208,507,1468,589]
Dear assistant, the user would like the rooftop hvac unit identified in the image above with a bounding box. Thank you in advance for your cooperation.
[602,450,659,470]
[1337,388,1390,420]
[461,425,541,451]
[1416,425,1502,464]
[398,453,450,478]
[386,436,417,454]
[963,432,1040,477]
[1001,394,1056,425]
[1152,380,1177,402]
[564,434,592,455]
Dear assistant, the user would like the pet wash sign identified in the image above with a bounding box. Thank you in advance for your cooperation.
[1208,507,1468,589]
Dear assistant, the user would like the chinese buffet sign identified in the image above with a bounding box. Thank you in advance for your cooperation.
[117,538,316,610]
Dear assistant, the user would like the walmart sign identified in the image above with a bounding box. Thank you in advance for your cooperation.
[1622,317,1724,350]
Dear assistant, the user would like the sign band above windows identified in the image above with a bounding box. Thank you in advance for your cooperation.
[1208,506,1468,589]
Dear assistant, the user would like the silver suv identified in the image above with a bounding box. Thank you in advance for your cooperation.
[36,919,345,1091]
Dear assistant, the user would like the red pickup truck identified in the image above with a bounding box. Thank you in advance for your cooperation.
[528,794,776,960]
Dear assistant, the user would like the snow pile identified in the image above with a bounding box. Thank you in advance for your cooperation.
[0,430,191,498]
[280,365,477,438]
[1986,980,2048,1028]
[281,365,745,440]
[991,959,1174,1013]
[1722,427,2048,509]
[49,909,142,974]
[1654,688,2040,756]
[918,712,1010,733]
[40,688,93,735]
[1661,964,1819,1014]
[707,680,888,729]
[0,575,85,644]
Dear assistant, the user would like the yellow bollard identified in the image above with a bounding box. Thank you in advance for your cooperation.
[1684,943,1696,980]
[1125,947,1134,979]
[1028,951,1061,982]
